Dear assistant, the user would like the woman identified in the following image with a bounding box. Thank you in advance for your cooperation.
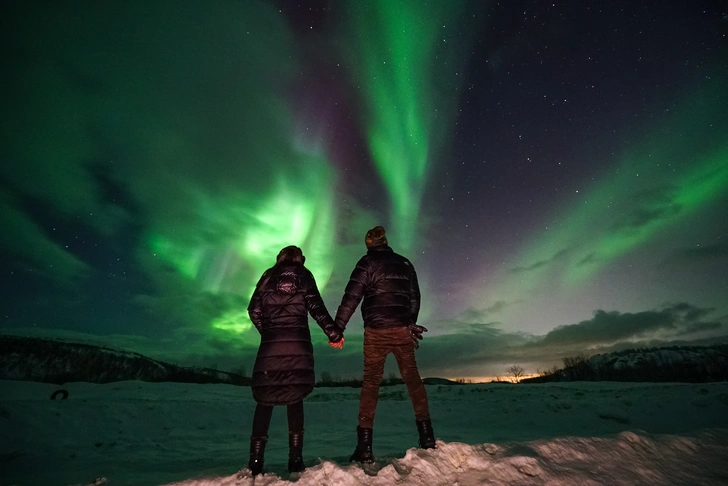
[246,245,344,476]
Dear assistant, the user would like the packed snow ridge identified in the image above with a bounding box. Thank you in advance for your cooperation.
[169,431,728,486]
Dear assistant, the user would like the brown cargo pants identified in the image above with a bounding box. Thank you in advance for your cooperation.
[358,326,430,428]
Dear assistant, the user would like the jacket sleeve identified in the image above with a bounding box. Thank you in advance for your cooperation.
[247,269,270,332]
[408,261,421,324]
[303,269,335,330]
[335,257,368,329]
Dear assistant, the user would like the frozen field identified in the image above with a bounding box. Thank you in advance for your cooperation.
[2,380,728,485]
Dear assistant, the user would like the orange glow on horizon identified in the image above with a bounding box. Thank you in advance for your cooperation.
[441,373,541,384]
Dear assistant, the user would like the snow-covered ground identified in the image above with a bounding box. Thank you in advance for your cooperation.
[2,380,728,485]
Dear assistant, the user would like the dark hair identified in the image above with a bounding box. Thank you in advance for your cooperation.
[276,245,305,265]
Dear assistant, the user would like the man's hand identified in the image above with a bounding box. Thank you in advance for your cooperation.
[329,337,344,349]
[409,324,428,349]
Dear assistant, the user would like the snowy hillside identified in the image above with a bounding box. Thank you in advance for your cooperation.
[525,344,728,383]
[2,380,727,485]
[590,345,728,372]
[0,335,249,386]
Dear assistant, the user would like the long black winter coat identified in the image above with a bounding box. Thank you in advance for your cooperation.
[247,263,334,406]
[335,245,420,330]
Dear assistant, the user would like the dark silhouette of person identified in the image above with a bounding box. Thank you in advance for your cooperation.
[246,245,343,475]
[335,226,434,463]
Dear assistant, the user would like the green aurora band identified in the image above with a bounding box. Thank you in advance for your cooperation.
[137,3,341,342]
[148,2,481,340]
[149,156,338,340]
[496,81,728,300]
[145,0,481,341]
[343,0,473,251]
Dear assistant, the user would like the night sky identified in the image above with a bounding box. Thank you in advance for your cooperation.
[2,0,727,379]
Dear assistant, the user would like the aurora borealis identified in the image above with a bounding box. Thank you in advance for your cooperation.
[2,1,727,379]
[342,0,475,251]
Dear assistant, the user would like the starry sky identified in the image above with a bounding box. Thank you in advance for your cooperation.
[2,0,727,379]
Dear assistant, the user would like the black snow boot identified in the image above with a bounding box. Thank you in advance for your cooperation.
[288,430,305,473]
[349,426,374,463]
[416,419,436,449]
[248,435,268,476]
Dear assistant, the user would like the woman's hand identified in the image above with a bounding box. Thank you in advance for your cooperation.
[329,337,344,349]
[324,323,344,345]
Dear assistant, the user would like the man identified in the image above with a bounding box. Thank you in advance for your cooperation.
[335,226,435,463]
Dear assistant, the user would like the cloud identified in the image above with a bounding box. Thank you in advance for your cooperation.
[406,308,537,377]
[0,194,90,284]
[663,241,728,265]
[509,249,569,274]
[538,303,718,347]
[576,252,600,267]
[411,302,728,378]
[610,185,682,234]
[540,309,673,346]
[674,321,725,336]
[664,302,715,321]
[454,303,510,324]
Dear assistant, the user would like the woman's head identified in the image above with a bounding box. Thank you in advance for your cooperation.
[276,245,305,265]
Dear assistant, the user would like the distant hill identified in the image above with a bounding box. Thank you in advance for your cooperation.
[523,344,728,383]
[0,335,250,386]
[314,375,462,388]
[422,377,462,385]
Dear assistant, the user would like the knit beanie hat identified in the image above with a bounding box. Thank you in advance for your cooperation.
[365,226,388,248]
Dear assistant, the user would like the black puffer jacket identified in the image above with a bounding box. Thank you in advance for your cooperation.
[335,245,420,330]
[248,263,336,405]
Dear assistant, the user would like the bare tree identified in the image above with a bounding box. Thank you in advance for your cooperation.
[507,364,525,383]
[562,352,590,369]
[562,353,592,380]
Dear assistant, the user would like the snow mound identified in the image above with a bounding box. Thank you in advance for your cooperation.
[167,430,728,486]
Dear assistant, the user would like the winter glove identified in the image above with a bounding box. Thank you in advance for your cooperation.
[329,336,344,349]
[408,323,428,349]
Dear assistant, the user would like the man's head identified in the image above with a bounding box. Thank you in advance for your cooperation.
[365,226,388,248]
[276,245,305,265]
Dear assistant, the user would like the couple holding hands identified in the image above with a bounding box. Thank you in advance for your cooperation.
[246,226,434,476]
